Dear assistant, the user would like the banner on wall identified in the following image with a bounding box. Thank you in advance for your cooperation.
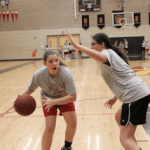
[6,11,10,22]
[82,15,89,30]
[134,13,140,28]
[97,14,105,29]
[1,1,5,8]
[6,0,9,9]
[15,10,18,21]
[11,11,14,22]
[2,11,5,22]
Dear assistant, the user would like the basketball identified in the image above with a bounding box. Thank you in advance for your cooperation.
[14,95,36,116]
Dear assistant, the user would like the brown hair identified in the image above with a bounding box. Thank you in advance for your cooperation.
[92,33,129,65]
[44,50,66,66]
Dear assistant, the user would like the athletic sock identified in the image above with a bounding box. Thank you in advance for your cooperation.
[65,140,72,148]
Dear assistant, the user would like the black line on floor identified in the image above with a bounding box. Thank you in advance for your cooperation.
[0,60,40,74]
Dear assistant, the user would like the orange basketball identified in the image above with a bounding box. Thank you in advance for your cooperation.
[14,95,36,116]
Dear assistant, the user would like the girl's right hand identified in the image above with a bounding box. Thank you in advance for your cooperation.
[104,98,117,110]
[66,29,79,49]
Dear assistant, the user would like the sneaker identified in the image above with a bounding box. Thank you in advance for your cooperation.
[61,146,72,150]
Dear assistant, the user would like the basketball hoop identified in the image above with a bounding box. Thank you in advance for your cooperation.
[121,22,126,30]
[119,18,127,30]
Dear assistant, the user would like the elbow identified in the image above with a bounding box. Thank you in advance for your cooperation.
[100,59,106,63]
[71,94,76,102]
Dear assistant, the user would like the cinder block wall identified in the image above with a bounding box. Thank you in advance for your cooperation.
[0,0,150,60]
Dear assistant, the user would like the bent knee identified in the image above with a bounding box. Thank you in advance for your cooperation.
[68,119,77,129]
[45,124,55,133]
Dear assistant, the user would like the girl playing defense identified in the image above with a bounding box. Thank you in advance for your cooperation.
[67,30,150,150]
[15,50,77,150]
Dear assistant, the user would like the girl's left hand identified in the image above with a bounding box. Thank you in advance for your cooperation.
[41,96,56,112]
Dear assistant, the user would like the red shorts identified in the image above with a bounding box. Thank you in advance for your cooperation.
[145,49,149,51]
[43,102,75,116]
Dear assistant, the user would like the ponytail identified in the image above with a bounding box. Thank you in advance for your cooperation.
[109,45,129,65]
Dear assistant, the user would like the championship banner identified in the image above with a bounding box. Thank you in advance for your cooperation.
[11,11,14,22]
[97,14,105,29]
[15,10,18,21]
[6,0,9,9]
[82,15,89,30]
[2,11,5,22]
[0,12,1,21]
[134,13,140,28]
[6,11,10,22]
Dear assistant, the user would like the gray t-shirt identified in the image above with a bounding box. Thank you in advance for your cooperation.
[100,49,150,103]
[28,65,76,100]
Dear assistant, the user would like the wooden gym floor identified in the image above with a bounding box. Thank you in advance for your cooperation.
[0,57,150,150]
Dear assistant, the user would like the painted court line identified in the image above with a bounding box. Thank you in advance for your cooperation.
[0,113,116,118]
[75,94,81,110]
[0,107,13,117]
[82,59,90,85]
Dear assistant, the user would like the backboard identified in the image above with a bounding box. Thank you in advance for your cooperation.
[112,12,134,27]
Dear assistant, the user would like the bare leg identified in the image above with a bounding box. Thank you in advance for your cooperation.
[62,111,77,143]
[115,107,138,147]
[42,115,57,150]
[120,125,140,150]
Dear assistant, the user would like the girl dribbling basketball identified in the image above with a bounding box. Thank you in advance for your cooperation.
[15,50,77,150]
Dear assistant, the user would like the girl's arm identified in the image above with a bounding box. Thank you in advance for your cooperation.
[52,94,76,105]
[112,95,118,101]
[20,88,34,96]
[42,94,76,110]
[67,30,108,63]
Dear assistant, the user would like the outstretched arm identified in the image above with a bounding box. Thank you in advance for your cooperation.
[67,29,107,63]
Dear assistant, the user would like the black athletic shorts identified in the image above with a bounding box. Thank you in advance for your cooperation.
[79,51,82,53]
[64,52,68,55]
[69,50,72,54]
[142,47,145,51]
[120,94,150,126]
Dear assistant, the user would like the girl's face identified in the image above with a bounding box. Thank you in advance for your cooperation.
[44,54,60,77]
[91,39,105,52]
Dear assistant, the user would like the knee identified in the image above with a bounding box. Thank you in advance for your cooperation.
[68,119,77,129]
[45,124,55,133]
[120,133,126,145]
[120,132,130,145]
